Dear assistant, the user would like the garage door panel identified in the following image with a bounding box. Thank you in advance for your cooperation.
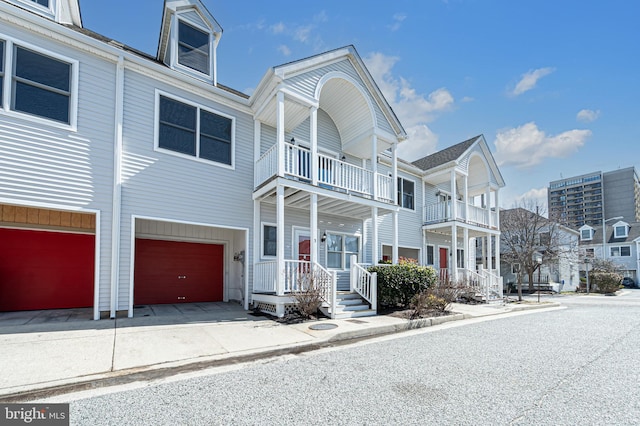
[134,239,224,305]
[0,228,94,311]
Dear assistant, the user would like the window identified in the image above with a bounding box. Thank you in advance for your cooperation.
[580,228,592,241]
[511,263,521,274]
[178,20,210,75]
[610,246,631,257]
[397,178,415,210]
[11,46,72,124]
[326,233,359,269]
[157,94,233,166]
[0,41,4,105]
[426,245,434,265]
[262,224,277,258]
[538,232,551,246]
[456,249,464,268]
[585,248,594,258]
[614,225,628,238]
[32,0,49,6]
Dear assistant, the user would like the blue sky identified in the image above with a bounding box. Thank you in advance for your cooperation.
[80,0,640,210]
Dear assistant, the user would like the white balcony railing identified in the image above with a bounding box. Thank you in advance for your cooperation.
[255,142,394,203]
[424,201,497,228]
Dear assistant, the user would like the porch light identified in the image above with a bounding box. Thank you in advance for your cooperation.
[290,137,295,144]
[341,155,346,161]
[321,231,327,243]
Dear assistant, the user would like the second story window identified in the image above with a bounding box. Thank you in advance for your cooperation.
[157,93,233,167]
[32,0,49,6]
[178,21,210,75]
[397,178,415,210]
[13,46,71,124]
[580,228,592,241]
[0,39,76,128]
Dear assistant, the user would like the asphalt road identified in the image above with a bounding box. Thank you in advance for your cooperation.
[67,291,640,425]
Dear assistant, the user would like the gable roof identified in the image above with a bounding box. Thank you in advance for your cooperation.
[411,135,480,171]
[579,222,640,245]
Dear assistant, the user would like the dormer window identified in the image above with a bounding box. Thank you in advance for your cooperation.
[32,0,50,6]
[580,226,593,241]
[178,20,210,75]
[11,0,54,17]
[614,223,629,238]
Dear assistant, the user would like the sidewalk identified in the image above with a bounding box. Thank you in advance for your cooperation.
[0,298,561,402]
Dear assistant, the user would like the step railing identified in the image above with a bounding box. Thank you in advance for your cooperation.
[480,269,503,301]
[253,259,337,316]
[350,256,377,313]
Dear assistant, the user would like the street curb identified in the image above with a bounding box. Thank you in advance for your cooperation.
[0,304,556,402]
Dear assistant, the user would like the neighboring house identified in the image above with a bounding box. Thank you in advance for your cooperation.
[578,221,640,283]
[0,0,507,320]
[500,209,580,292]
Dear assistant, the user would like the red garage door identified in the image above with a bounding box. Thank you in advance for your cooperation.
[134,239,224,305]
[0,228,95,312]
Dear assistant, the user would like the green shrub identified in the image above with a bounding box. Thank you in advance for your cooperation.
[591,271,623,294]
[368,259,438,309]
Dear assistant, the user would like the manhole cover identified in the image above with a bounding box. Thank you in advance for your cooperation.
[309,323,338,330]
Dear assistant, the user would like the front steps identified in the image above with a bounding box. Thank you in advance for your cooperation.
[320,291,376,319]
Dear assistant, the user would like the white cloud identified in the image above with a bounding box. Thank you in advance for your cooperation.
[493,122,591,168]
[577,109,600,122]
[294,25,313,43]
[364,52,455,161]
[277,45,291,56]
[510,67,555,96]
[314,11,328,23]
[514,187,548,210]
[388,13,407,31]
[270,22,285,34]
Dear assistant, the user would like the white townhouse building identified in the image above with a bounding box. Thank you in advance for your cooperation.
[0,0,506,320]
[579,220,640,284]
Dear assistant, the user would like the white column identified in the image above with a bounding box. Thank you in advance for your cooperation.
[310,193,318,264]
[451,224,458,281]
[463,174,469,222]
[463,227,469,270]
[392,210,399,264]
[451,170,458,220]
[110,56,124,320]
[495,188,500,229]
[310,107,318,186]
[494,232,500,276]
[253,199,260,296]
[371,207,379,265]
[486,232,493,271]
[276,185,285,295]
[485,186,492,227]
[372,135,378,200]
[392,141,398,204]
[276,91,285,177]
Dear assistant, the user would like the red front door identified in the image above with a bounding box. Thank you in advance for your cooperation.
[439,247,449,281]
[134,239,224,305]
[0,228,94,311]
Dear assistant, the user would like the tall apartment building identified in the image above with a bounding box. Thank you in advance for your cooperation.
[548,167,640,229]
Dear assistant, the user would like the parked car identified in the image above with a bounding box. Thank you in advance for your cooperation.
[621,277,637,288]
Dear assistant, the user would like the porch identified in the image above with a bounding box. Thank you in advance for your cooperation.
[252,258,377,319]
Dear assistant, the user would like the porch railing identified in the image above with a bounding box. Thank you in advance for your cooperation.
[480,268,503,301]
[255,142,394,203]
[424,201,497,228]
[253,259,337,317]
[350,256,377,312]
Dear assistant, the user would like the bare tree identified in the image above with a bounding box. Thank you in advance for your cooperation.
[500,200,579,301]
